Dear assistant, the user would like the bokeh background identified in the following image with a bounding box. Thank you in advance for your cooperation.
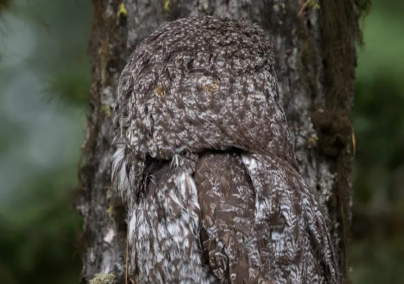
[0,1,402,283]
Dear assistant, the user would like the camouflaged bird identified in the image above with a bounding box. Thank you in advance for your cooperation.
[112,16,341,284]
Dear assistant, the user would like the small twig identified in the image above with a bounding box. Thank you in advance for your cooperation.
[275,49,292,58]
[125,229,129,284]
[351,128,356,156]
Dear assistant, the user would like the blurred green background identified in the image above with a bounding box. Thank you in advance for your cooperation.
[0,1,402,283]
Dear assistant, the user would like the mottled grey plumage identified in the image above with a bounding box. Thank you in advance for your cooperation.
[112,16,340,283]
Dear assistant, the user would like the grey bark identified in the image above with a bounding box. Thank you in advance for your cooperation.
[76,0,364,283]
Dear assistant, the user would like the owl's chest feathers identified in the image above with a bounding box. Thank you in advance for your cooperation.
[129,169,217,284]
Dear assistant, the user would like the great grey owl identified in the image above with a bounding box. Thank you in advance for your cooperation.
[112,16,341,284]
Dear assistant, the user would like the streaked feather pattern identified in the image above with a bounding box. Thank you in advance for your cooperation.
[112,16,341,283]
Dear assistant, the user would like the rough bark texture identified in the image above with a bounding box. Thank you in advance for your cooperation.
[76,0,367,283]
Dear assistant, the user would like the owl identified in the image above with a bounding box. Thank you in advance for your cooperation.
[112,16,341,284]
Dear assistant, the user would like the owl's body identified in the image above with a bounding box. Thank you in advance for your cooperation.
[112,16,340,283]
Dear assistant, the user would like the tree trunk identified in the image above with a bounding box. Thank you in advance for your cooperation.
[76,0,365,283]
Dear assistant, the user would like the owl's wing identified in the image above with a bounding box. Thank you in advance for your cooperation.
[241,153,340,284]
[194,151,272,284]
[194,151,340,284]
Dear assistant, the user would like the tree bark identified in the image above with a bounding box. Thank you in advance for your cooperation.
[76,0,365,283]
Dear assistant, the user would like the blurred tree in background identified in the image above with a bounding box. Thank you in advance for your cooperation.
[0,1,90,284]
[0,0,402,284]
[350,1,404,283]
